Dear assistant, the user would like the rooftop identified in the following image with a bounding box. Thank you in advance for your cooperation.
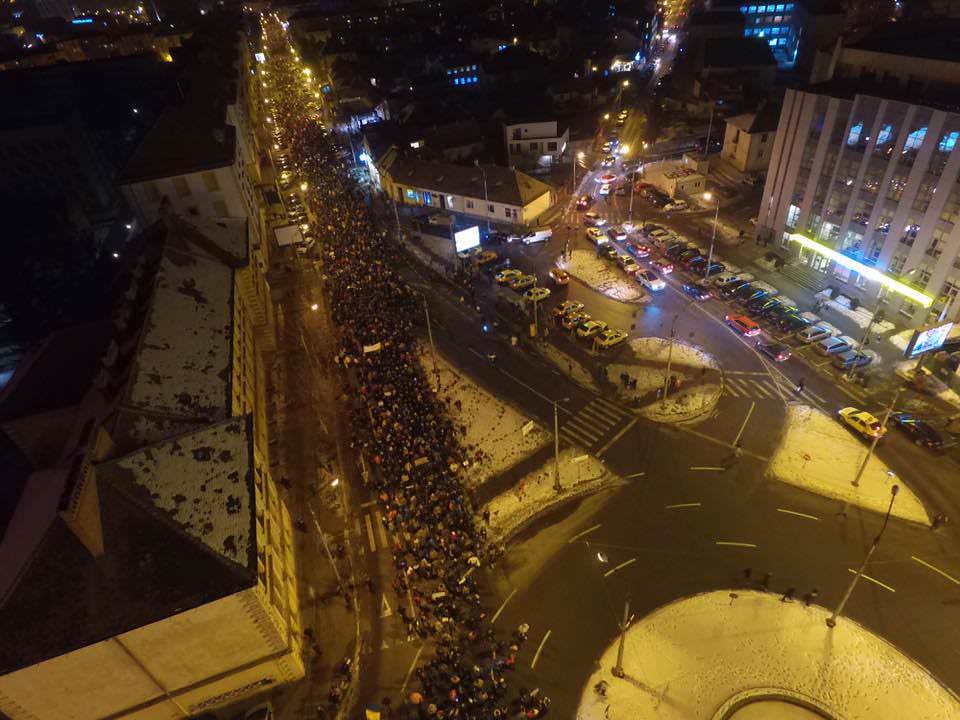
[382,156,553,206]
[116,215,247,447]
[725,101,781,134]
[0,417,256,674]
[845,20,960,64]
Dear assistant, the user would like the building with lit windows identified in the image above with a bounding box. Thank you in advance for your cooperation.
[758,22,960,326]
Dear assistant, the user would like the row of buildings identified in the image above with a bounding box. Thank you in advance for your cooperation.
[0,9,316,719]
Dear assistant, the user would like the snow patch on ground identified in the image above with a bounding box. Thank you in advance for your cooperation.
[768,404,928,524]
[557,250,647,303]
[887,328,914,353]
[538,342,600,391]
[578,590,960,720]
[417,345,549,489]
[895,362,960,409]
[814,292,896,333]
[479,448,610,542]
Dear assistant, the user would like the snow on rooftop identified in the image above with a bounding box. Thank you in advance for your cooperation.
[105,416,254,567]
[126,216,247,422]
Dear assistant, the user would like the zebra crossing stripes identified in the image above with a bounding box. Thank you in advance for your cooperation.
[353,510,411,554]
[724,376,825,403]
[559,397,630,449]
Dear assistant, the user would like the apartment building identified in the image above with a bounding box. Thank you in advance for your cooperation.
[0,215,299,719]
[759,26,960,326]
[504,119,569,170]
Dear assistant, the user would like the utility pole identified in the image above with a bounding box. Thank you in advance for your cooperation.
[423,296,439,389]
[308,504,344,590]
[852,389,900,488]
[553,399,562,493]
[703,192,720,281]
[612,598,630,678]
[847,305,883,381]
[662,313,680,403]
[827,484,899,628]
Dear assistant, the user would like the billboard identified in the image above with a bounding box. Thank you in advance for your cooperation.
[905,321,954,358]
[454,226,480,253]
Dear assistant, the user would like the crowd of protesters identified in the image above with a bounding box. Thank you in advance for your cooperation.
[260,16,550,720]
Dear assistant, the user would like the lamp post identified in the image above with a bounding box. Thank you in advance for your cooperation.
[573,151,585,193]
[611,598,631,678]
[662,312,681,403]
[553,397,569,492]
[827,484,899,628]
[703,191,720,280]
[851,389,900,488]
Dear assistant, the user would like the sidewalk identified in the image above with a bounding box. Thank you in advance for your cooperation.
[578,590,960,720]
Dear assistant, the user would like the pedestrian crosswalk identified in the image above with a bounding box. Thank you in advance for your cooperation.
[724,375,825,403]
[350,510,410,555]
[559,397,632,449]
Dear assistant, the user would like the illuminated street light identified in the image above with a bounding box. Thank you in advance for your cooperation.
[619,144,630,155]
[310,303,319,311]
[622,79,630,87]
[300,181,308,192]
[604,113,610,120]
[577,151,585,159]
[302,67,311,76]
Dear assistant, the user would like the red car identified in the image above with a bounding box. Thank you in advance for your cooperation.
[650,259,674,275]
[725,314,762,337]
[626,242,651,258]
[576,194,593,211]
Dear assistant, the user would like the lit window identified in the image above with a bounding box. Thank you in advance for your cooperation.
[786,204,800,227]
[769,38,776,45]
[777,3,785,9]
[904,126,927,150]
[938,131,959,152]
[877,124,893,145]
[847,122,864,146]
[749,5,757,11]
[740,5,748,11]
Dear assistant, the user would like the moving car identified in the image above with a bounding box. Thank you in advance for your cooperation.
[601,156,616,169]
[524,287,551,303]
[495,268,522,285]
[576,195,594,211]
[607,226,628,241]
[832,350,873,369]
[508,274,536,291]
[646,227,674,242]
[796,324,834,343]
[664,199,688,211]
[636,269,665,291]
[617,255,640,274]
[599,183,612,196]
[725,314,762,336]
[563,311,591,330]
[890,412,944,450]
[815,335,854,355]
[577,319,609,339]
[650,259,674,274]
[510,228,553,245]
[682,282,712,301]
[586,227,608,244]
[553,300,584,318]
[625,242,651,258]
[756,340,792,362]
[549,268,570,285]
[596,328,629,348]
[838,407,887,440]
[584,211,607,227]
[475,250,498,265]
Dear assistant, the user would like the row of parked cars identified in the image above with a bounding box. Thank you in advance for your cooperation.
[550,300,629,349]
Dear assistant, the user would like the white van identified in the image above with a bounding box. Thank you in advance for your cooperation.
[510,228,553,245]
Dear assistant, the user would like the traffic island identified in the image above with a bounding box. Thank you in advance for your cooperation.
[577,590,959,720]
[556,250,649,303]
[609,337,722,424]
[768,404,929,524]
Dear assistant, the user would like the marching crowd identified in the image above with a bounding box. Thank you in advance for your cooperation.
[261,17,550,720]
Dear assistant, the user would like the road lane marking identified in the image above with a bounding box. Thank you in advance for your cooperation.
[849,568,895,593]
[603,557,638,578]
[690,466,726,471]
[624,471,646,479]
[467,347,485,359]
[716,541,758,548]
[375,511,390,548]
[725,370,769,376]
[490,588,517,624]
[364,513,377,551]
[400,644,425,694]
[666,502,702,510]
[568,524,602,543]
[598,418,638,456]
[732,400,755,448]
[776,508,820,521]
[531,630,552,669]
[499,369,574,414]
[360,500,377,508]
[673,425,770,462]
[911,556,960,585]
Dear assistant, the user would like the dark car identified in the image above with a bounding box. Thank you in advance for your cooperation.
[485,231,509,245]
[576,194,594,211]
[737,287,772,305]
[677,248,702,263]
[721,279,753,299]
[682,282,712,301]
[756,340,792,362]
[600,244,619,260]
[776,313,810,333]
[703,262,726,276]
[890,412,944,450]
[681,254,706,270]
[764,303,798,323]
[745,295,774,315]
[665,242,690,259]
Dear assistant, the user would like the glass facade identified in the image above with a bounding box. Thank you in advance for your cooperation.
[738,3,797,67]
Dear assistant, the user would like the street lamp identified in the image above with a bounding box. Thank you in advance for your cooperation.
[300,181,308,192]
[573,151,585,192]
[553,397,570,492]
[703,191,720,280]
[603,113,610,121]
[827,484,899,628]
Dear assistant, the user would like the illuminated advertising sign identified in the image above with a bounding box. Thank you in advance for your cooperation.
[905,322,954,358]
[454,226,480,253]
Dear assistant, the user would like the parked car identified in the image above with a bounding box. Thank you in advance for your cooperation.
[583,211,607,227]
[682,282,712,301]
[756,340,792,362]
[508,274,536,291]
[577,319,609,339]
[600,244,619,260]
[607,226,628,241]
[636,269,665,291]
[832,350,873,369]
[650,259,674,274]
[815,335,854,355]
[838,407,887,440]
[586,227,607,244]
[725,313,762,336]
[664,199,688,211]
[890,412,944,450]
[719,279,752,299]
[796,324,834,343]
[510,228,553,244]
[776,313,810,333]
[549,268,570,285]
[617,255,640,274]
[524,287,552,303]
[495,268,522,285]
[626,242,651,258]
[736,282,779,305]
[552,300,584,318]
[596,328,629,348]
[563,311,591,330]
[763,302,799,323]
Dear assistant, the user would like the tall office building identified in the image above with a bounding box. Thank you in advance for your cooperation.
[758,21,960,327]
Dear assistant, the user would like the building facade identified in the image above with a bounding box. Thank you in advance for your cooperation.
[504,120,569,169]
[721,102,780,172]
[759,86,960,326]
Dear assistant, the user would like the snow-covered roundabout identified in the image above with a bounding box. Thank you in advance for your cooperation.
[578,590,960,720]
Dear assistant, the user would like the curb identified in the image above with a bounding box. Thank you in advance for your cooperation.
[712,688,838,720]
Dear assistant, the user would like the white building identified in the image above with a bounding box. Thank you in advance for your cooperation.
[759,31,960,327]
[721,102,780,173]
[376,152,554,227]
[503,119,569,169]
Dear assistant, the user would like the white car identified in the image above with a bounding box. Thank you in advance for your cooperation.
[617,255,640,274]
[636,269,665,291]
[583,211,607,227]
[599,184,611,196]
[664,200,688,211]
[607,226,628,241]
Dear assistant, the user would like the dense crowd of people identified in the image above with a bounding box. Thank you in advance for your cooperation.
[260,16,550,720]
